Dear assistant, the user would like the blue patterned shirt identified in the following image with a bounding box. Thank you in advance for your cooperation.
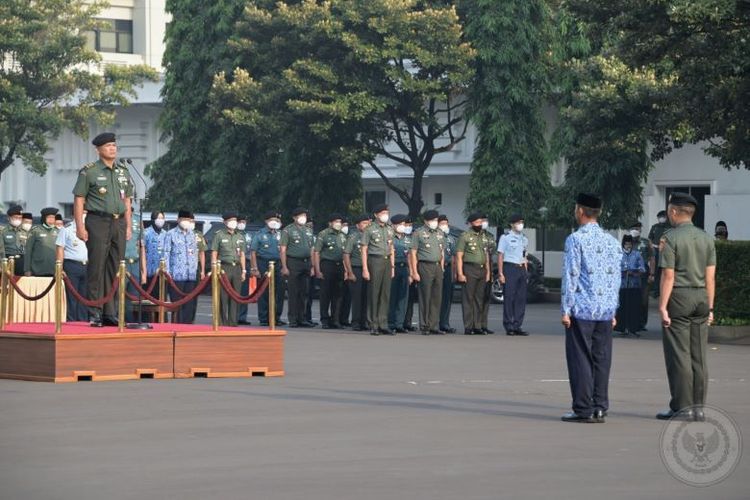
[620,250,645,289]
[143,226,168,277]
[163,226,199,282]
[250,227,280,260]
[561,223,622,321]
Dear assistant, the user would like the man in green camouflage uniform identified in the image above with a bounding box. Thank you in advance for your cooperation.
[361,204,395,335]
[313,213,347,329]
[410,210,445,335]
[211,212,246,326]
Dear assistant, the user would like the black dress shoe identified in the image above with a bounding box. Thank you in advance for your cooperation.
[102,316,119,326]
[464,329,475,335]
[506,330,516,336]
[482,328,494,335]
[394,327,407,333]
[299,321,316,328]
[321,323,334,329]
[656,409,694,420]
[380,328,396,335]
[89,317,103,327]
[473,328,487,335]
[440,327,456,334]
[421,330,430,335]
[430,329,446,335]
[561,412,594,423]
[370,329,380,336]
[276,320,287,326]
[514,329,529,336]
[352,326,367,331]
[288,323,302,328]
[340,322,351,327]
[259,322,270,326]
[237,320,252,325]
[593,409,606,423]
[404,325,417,332]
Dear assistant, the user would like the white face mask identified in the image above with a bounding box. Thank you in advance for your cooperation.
[426,220,438,230]
[396,224,406,234]
[439,224,450,234]
[21,222,32,232]
[624,245,632,253]
[268,220,281,230]
[237,222,247,231]
[658,217,667,224]
[481,221,489,230]
[630,229,640,238]
[179,220,191,230]
[378,213,389,224]
[9,217,21,227]
[514,223,524,232]
[403,226,413,235]
[296,215,307,225]
[188,222,196,231]
[226,220,238,230]
[154,218,165,229]
[332,222,342,231]
[341,226,349,235]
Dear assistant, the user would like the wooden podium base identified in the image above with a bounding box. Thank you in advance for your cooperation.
[0,323,285,383]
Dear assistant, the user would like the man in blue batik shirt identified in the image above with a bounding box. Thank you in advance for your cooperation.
[560,193,622,424]
[164,210,199,323]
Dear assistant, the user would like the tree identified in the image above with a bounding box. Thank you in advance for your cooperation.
[213,0,475,218]
[462,0,552,227]
[0,0,156,181]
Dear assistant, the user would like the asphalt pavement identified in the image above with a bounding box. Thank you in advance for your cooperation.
[0,299,747,500]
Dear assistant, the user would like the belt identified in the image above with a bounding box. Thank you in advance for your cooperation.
[64,258,88,266]
[464,262,485,267]
[221,261,239,266]
[321,259,342,264]
[673,286,704,289]
[289,256,309,262]
[418,260,440,264]
[88,210,124,219]
[503,262,525,268]
[395,261,408,267]
[368,254,390,259]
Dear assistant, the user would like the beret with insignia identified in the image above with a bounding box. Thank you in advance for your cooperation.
[91,132,116,147]
[391,214,407,225]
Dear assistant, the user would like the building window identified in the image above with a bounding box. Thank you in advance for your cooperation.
[365,191,386,214]
[665,185,710,229]
[60,203,74,219]
[434,193,442,205]
[86,20,133,54]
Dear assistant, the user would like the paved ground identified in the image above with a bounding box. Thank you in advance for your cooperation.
[0,300,747,500]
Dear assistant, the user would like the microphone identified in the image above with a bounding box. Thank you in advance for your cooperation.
[123,158,148,202]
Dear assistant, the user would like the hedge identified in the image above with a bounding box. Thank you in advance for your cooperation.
[715,241,750,323]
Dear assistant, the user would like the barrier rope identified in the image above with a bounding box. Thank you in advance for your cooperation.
[62,274,120,307]
[126,272,211,309]
[6,274,57,301]
[219,273,270,304]
[164,272,188,298]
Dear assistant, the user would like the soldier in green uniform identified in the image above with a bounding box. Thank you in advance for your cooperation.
[648,209,670,298]
[388,214,412,333]
[24,208,60,276]
[656,193,716,421]
[72,132,134,327]
[343,214,371,331]
[438,214,457,333]
[478,214,496,334]
[193,217,207,281]
[455,213,490,335]
[210,212,246,326]
[313,213,347,329]
[1,205,27,275]
[629,221,655,331]
[361,204,395,335]
[280,207,315,328]
[410,210,445,335]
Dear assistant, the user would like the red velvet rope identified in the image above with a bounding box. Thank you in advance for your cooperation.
[219,273,269,304]
[6,275,57,301]
[164,272,188,297]
[62,274,120,307]
[126,272,211,309]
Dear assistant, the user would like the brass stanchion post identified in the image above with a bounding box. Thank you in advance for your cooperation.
[54,260,63,334]
[6,257,15,325]
[212,260,220,331]
[118,260,127,332]
[158,259,166,323]
[0,258,8,330]
[269,261,276,331]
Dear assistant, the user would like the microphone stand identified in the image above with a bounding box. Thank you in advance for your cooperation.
[124,158,153,330]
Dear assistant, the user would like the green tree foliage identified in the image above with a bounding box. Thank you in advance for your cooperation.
[213,0,475,218]
[0,0,156,181]
[462,0,552,226]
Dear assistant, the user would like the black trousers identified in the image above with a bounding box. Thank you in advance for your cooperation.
[220,264,241,326]
[85,214,125,319]
[170,280,197,324]
[319,259,344,325]
[348,266,367,329]
[565,317,613,416]
[403,282,418,329]
[287,257,310,325]
[615,287,641,333]
[257,258,285,324]
[439,264,453,329]
[502,263,527,333]
[339,276,351,325]
[12,256,25,276]
[63,259,88,321]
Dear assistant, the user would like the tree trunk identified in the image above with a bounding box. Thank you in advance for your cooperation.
[407,169,425,218]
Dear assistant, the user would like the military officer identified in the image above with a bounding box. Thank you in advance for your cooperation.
[250,210,286,326]
[24,207,60,276]
[629,221,655,331]
[343,214,371,331]
[410,210,445,335]
[478,214,496,334]
[561,193,622,423]
[361,204,395,335]
[55,210,89,321]
[280,207,315,328]
[401,218,419,331]
[656,192,716,421]
[236,215,253,325]
[211,212,246,326]
[1,205,28,275]
[438,215,456,333]
[73,132,134,326]
[388,214,412,333]
[338,218,352,327]
[313,213,347,329]
[497,214,530,336]
[192,216,207,281]
[455,213,490,335]
[648,209,670,297]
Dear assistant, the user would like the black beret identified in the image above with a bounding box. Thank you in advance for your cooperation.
[292,207,308,216]
[22,212,33,219]
[263,210,281,220]
[238,215,247,222]
[222,211,238,220]
[509,213,523,224]
[353,213,370,224]
[404,216,413,224]
[178,210,192,219]
[668,192,698,208]
[629,221,643,229]
[41,207,58,217]
[576,193,602,209]
[91,132,116,147]
[150,211,163,221]
[467,212,483,223]
[7,205,22,216]
[328,212,343,222]
[438,214,449,223]
[55,214,63,221]
[372,203,388,214]
[657,210,667,217]
[423,210,439,221]
[391,214,407,225]
[715,220,727,228]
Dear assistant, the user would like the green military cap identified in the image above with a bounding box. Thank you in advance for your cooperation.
[328,212,343,222]
[292,207,308,216]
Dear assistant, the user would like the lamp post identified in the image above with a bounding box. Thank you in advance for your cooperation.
[538,206,548,275]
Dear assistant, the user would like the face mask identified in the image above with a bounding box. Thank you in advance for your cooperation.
[396,224,406,234]
[9,218,21,227]
[296,215,307,225]
[179,220,191,230]
[378,213,389,224]
[21,223,32,232]
[439,224,450,234]
[268,220,281,230]
[226,220,238,230]
[624,246,632,253]
[427,220,438,230]
[332,222,342,231]
[341,226,349,235]
[514,223,524,232]
[403,226,413,235]
[630,230,640,238]
[154,218,165,229]
[481,221,489,230]
[658,217,667,224]
[55,222,64,229]
[237,222,246,231]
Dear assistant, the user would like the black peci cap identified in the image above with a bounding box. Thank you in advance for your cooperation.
[91,132,116,147]
[178,210,192,219]
[657,210,667,217]
[576,193,602,209]
[238,215,247,222]
[55,214,63,221]
[668,192,698,208]
[629,221,643,229]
